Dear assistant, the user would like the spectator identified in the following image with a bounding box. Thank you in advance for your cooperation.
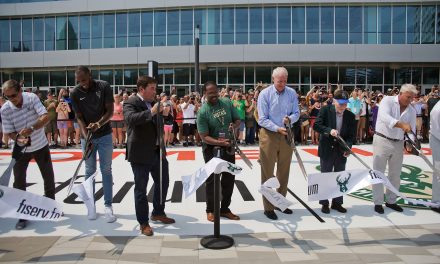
[111,94,124,148]
[56,98,71,148]
[44,92,59,148]
[347,89,361,144]
[232,90,246,144]
[244,89,256,145]
[309,91,321,145]
[181,95,198,146]
[299,96,310,144]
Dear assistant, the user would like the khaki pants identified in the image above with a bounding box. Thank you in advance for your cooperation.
[259,128,293,211]
[372,135,404,205]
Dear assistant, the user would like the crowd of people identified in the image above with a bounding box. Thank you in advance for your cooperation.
[1,65,439,235]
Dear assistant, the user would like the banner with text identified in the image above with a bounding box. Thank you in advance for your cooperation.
[182,157,243,198]
[308,169,440,208]
[258,177,294,212]
[73,171,96,216]
[0,186,63,221]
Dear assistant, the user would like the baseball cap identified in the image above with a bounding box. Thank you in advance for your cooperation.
[333,89,349,104]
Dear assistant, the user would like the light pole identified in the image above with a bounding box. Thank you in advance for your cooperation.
[194,25,200,95]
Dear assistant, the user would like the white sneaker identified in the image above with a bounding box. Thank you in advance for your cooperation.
[104,206,117,223]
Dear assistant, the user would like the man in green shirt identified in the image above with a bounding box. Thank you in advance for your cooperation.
[43,92,58,148]
[197,81,241,222]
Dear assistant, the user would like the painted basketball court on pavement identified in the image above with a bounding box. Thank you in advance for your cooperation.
[0,144,439,237]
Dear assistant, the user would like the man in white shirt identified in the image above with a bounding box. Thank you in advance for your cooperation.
[180,95,198,146]
[411,95,426,140]
[372,84,417,214]
[429,100,440,213]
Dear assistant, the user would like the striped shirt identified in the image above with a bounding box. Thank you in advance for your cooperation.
[1,92,48,152]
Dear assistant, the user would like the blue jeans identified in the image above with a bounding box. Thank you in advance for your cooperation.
[245,123,256,144]
[81,133,113,207]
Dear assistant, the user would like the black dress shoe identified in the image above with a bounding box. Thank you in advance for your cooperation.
[275,207,293,214]
[264,210,278,220]
[331,203,347,213]
[15,219,27,230]
[431,207,440,214]
[321,205,330,214]
[374,205,384,214]
[385,203,403,212]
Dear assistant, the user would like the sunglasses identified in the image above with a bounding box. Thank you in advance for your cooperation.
[4,93,19,100]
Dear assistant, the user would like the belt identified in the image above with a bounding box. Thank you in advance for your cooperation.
[374,132,402,142]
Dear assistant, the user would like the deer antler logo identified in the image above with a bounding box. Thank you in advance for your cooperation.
[336,173,351,193]
[227,163,242,173]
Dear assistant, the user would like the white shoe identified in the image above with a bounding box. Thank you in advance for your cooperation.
[104,206,117,223]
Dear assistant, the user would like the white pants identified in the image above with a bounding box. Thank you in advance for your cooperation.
[430,135,440,203]
[372,135,404,205]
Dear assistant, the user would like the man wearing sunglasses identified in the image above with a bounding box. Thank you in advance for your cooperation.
[1,79,56,230]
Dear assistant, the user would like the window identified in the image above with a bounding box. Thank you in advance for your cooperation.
[33,18,44,51]
[306,6,319,44]
[366,67,383,84]
[91,14,103,49]
[45,17,55,51]
[124,69,138,85]
[67,15,79,50]
[256,67,272,84]
[218,67,227,84]
[378,6,391,44]
[421,6,435,44]
[384,67,394,84]
[300,66,310,84]
[33,71,49,87]
[292,7,305,44]
[206,9,220,45]
[423,67,439,84]
[364,6,377,44]
[395,68,411,84]
[438,5,440,44]
[411,67,422,84]
[99,69,113,84]
[67,70,75,86]
[103,13,115,48]
[116,13,127,48]
[114,69,123,85]
[286,67,299,84]
[154,10,166,46]
[339,67,356,84]
[128,12,140,47]
[175,68,189,84]
[328,67,338,83]
[228,67,243,84]
[349,7,362,44]
[167,10,179,46]
[249,7,262,44]
[311,67,327,84]
[263,7,276,44]
[194,9,207,45]
[278,7,291,44]
[245,67,254,84]
[0,20,9,52]
[321,6,334,44]
[56,16,67,50]
[11,19,21,52]
[50,71,66,86]
[407,6,421,44]
[141,12,153,47]
[356,67,366,85]
[392,6,405,44]
[180,9,193,45]
[22,18,32,51]
[235,8,248,44]
[335,7,348,44]
[222,8,234,44]
[201,67,216,83]
[79,15,90,49]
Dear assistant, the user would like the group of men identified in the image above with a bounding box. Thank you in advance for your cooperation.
[1,65,439,236]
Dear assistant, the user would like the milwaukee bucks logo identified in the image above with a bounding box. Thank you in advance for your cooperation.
[336,173,351,193]
[227,163,242,173]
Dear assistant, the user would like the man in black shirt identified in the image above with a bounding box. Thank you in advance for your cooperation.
[71,66,116,223]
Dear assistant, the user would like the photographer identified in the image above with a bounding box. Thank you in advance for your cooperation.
[181,95,198,146]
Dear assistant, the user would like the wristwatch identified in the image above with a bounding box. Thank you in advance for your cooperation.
[30,126,35,132]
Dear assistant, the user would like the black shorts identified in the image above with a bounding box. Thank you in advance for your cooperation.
[183,123,195,136]
[111,120,124,128]
[172,121,179,133]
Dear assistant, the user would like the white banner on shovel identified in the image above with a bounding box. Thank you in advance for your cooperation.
[0,186,63,221]
[307,169,440,208]
[181,157,244,198]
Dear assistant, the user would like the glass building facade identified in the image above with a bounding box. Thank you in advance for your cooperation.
[1,4,440,52]
[0,1,439,94]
